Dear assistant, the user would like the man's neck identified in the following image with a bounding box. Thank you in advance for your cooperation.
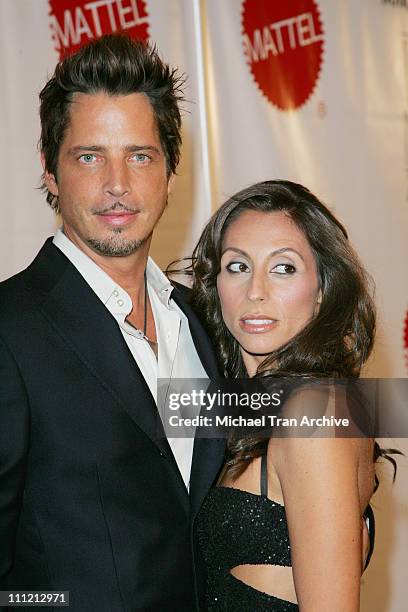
[91,252,148,297]
[63,226,151,298]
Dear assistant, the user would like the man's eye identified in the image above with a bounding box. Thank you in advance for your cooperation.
[226,262,250,273]
[273,263,296,274]
[132,153,150,163]
[78,154,97,164]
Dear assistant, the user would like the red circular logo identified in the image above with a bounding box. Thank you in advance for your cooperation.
[49,0,149,58]
[242,0,324,110]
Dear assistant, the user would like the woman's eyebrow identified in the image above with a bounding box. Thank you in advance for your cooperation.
[269,247,305,262]
[221,246,304,261]
[221,247,248,257]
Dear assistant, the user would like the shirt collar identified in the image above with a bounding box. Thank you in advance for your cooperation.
[145,257,174,308]
[53,228,174,315]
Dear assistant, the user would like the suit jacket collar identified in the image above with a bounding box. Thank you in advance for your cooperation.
[27,239,188,498]
[28,239,226,516]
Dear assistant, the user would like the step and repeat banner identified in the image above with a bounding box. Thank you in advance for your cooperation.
[0,1,407,610]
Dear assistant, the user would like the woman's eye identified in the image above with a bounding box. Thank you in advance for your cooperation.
[79,154,97,164]
[273,263,296,274]
[226,261,250,273]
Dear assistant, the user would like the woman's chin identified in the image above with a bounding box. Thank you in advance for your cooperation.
[240,343,279,359]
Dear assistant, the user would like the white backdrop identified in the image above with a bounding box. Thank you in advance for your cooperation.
[0,1,407,610]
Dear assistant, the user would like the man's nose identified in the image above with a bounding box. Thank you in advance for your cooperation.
[246,271,267,302]
[104,160,131,198]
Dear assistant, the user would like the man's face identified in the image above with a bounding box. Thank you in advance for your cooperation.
[43,92,173,258]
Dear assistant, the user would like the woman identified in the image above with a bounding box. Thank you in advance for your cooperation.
[190,180,383,611]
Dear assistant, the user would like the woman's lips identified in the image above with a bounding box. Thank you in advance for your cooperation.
[239,317,278,334]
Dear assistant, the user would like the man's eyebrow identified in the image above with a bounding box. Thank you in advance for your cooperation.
[124,145,161,154]
[221,246,304,261]
[66,145,161,155]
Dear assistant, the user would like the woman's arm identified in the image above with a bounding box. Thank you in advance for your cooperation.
[271,430,370,611]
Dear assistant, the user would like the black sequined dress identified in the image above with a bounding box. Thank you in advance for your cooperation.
[196,454,298,611]
[197,453,375,611]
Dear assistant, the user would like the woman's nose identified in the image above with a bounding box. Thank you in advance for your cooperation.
[246,272,267,302]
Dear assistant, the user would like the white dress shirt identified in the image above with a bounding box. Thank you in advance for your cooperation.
[53,228,208,489]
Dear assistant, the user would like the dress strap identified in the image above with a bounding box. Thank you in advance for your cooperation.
[261,453,268,497]
[363,504,375,570]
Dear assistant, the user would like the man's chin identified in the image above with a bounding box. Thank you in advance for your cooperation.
[86,235,147,257]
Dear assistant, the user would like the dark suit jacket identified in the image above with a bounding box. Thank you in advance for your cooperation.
[0,239,226,611]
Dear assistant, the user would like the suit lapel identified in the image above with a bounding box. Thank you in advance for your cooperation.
[170,284,227,517]
[170,283,220,380]
[189,437,226,520]
[29,240,227,515]
[28,240,184,481]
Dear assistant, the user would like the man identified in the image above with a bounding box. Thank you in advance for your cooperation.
[0,35,224,611]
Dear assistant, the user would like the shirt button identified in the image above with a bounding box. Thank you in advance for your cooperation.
[113,289,119,297]
[117,299,124,307]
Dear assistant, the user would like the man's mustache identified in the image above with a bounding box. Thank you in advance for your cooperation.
[94,201,139,214]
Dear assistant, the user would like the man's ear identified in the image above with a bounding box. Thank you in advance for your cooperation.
[167,173,175,196]
[41,153,59,197]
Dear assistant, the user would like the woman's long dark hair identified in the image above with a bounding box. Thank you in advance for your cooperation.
[189,180,398,478]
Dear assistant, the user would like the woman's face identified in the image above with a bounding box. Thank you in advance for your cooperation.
[217,209,321,375]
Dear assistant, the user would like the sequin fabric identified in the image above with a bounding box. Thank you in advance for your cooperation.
[196,487,298,610]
